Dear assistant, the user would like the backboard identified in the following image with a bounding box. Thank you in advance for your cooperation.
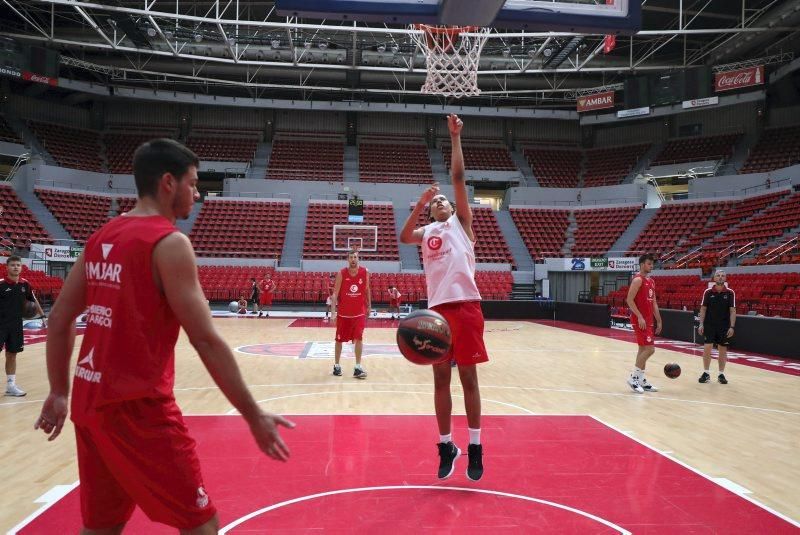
[275,0,641,34]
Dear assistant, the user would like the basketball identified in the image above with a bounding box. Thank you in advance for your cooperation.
[22,300,38,320]
[228,301,239,313]
[664,363,681,379]
[396,309,452,365]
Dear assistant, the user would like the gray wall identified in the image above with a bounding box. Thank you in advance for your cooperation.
[688,164,800,198]
[506,182,647,207]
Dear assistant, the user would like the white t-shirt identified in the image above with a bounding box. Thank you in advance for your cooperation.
[421,213,481,308]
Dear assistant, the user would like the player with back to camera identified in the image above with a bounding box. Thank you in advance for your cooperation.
[625,253,663,394]
[34,138,294,535]
[400,114,488,482]
[1,255,45,397]
[330,250,370,379]
[698,269,736,384]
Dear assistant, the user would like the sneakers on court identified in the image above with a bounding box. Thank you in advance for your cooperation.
[5,384,26,397]
[627,376,644,394]
[466,444,484,481]
[699,372,711,383]
[640,377,659,392]
[718,373,728,384]
[437,441,461,479]
[353,367,367,379]
[333,364,342,376]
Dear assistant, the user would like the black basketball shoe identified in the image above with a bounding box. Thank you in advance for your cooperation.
[698,372,710,383]
[467,444,484,481]
[333,364,342,376]
[718,373,728,384]
[437,441,461,479]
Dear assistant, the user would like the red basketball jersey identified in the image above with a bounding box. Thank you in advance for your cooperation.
[71,215,180,424]
[261,279,275,293]
[632,274,656,324]
[337,266,368,318]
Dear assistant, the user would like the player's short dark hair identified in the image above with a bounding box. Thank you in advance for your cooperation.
[6,255,21,264]
[639,253,656,265]
[133,139,199,198]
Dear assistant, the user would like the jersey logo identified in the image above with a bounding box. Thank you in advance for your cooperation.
[75,348,102,384]
[427,236,443,251]
[101,243,114,260]
[86,261,122,284]
[196,487,209,508]
[349,284,359,293]
[648,288,654,298]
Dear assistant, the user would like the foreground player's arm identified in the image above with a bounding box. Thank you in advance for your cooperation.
[400,183,439,244]
[625,277,646,330]
[698,304,707,335]
[154,233,294,461]
[331,271,343,319]
[448,114,475,242]
[653,297,662,335]
[728,293,736,337]
[35,255,88,441]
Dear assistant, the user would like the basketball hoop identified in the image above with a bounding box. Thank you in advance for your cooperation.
[410,24,490,98]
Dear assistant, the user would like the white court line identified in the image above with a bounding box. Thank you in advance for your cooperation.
[218,485,632,534]
[7,481,79,535]
[589,415,800,528]
[225,390,536,416]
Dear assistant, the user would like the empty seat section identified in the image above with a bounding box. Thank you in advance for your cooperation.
[358,142,433,184]
[0,185,52,247]
[572,206,641,257]
[651,133,741,166]
[267,138,344,181]
[740,125,800,174]
[29,122,103,172]
[523,148,581,188]
[510,208,569,259]
[441,145,517,171]
[186,130,258,162]
[189,199,290,259]
[582,144,650,187]
[0,116,22,143]
[0,263,62,300]
[105,129,177,173]
[35,188,111,244]
[303,202,399,261]
[116,196,137,214]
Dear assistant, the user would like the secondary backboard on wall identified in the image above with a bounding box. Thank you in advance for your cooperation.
[275,0,641,34]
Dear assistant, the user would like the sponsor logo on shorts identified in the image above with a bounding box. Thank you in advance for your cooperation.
[75,348,102,384]
[196,487,209,508]
[427,236,443,251]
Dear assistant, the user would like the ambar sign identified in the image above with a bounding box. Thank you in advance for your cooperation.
[577,90,615,113]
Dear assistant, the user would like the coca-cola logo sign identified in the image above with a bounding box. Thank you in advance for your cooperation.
[714,66,764,92]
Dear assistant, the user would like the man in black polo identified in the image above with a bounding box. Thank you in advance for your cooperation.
[1,255,44,396]
[698,269,736,384]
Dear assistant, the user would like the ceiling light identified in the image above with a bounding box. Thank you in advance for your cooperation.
[271,39,280,48]
[164,30,173,40]
[146,27,156,38]
[194,33,202,43]
[377,44,386,53]
[502,47,511,57]
[304,40,312,49]
[318,41,328,50]
[391,44,399,54]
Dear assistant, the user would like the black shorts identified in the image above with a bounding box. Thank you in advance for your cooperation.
[0,324,24,353]
[251,293,260,305]
[703,324,731,346]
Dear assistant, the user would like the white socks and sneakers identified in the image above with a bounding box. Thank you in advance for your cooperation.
[6,375,26,397]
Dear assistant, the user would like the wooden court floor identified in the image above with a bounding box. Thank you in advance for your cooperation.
[1,318,798,531]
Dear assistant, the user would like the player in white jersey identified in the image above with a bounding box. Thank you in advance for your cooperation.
[400,114,488,482]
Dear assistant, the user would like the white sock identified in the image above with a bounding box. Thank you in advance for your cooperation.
[633,367,644,380]
[468,428,481,445]
[7,375,15,385]
[439,433,451,444]
[704,369,710,374]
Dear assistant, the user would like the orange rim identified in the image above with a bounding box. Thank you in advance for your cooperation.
[413,24,478,36]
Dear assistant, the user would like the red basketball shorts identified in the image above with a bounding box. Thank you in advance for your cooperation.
[389,299,400,308]
[259,293,273,306]
[432,300,489,366]
[336,314,366,342]
[631,317,655,346]
[74,398,216,530]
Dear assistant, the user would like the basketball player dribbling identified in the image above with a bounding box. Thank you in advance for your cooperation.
[400,114,487,482]
[34,139,294,534]
[625,253,662,394]
[330,250,370,379]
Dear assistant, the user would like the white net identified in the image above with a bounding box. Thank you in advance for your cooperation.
[409,25,490,98]
[332,224,378,252]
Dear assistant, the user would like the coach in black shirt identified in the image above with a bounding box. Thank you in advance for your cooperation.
[697,269,736,385]
[1,256,45,396]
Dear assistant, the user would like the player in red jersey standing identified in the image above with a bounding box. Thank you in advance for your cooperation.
[625,253,663,394]
[258,272,276,317]
[330,250,370,379]
[387,285,402,319]
[34,139,294,534]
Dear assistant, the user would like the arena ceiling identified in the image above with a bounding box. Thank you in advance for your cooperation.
[1,0,799,107]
